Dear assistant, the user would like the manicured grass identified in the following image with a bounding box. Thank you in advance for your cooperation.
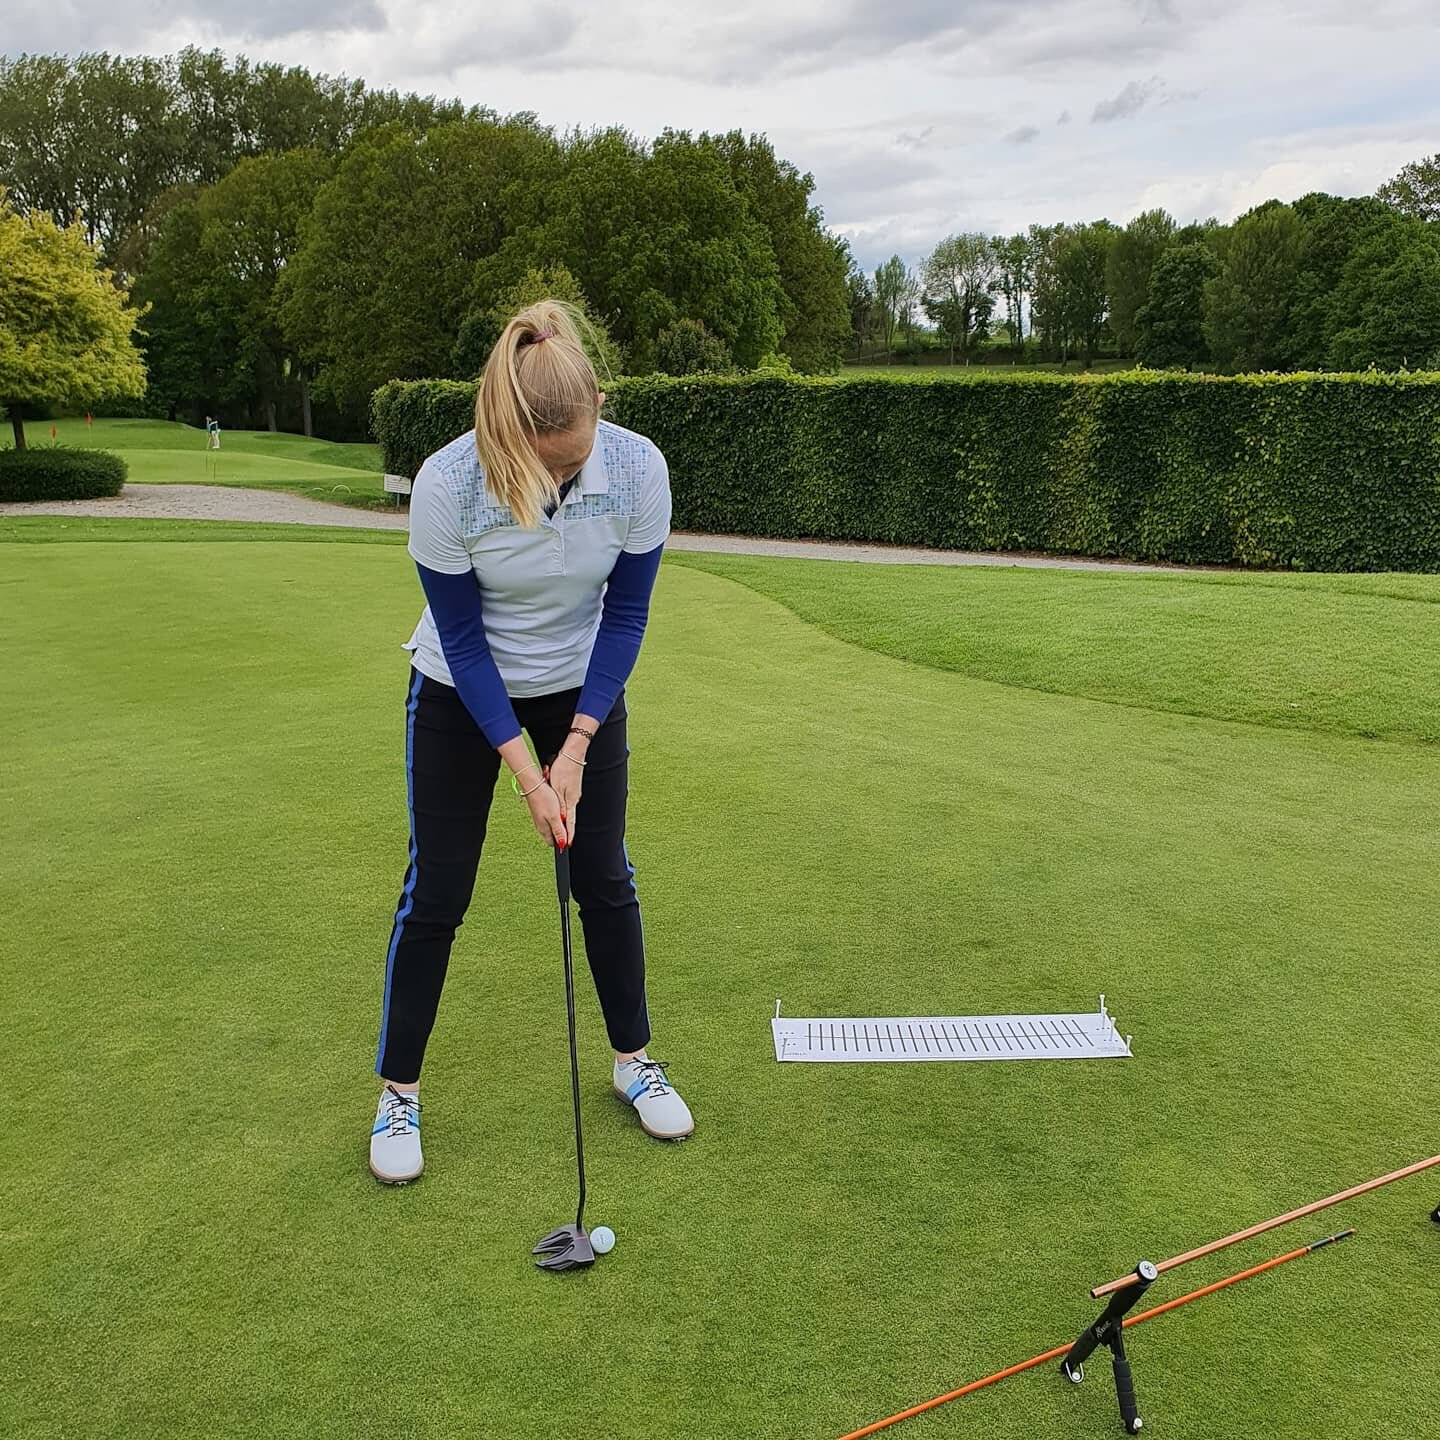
[20,418,390,508]
[669,552,1440,745]
[4,526,1437,1440]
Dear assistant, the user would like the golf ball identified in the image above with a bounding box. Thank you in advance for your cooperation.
[590,1225,616,1255]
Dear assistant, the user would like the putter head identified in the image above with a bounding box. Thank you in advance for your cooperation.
[533,1224,595,1271]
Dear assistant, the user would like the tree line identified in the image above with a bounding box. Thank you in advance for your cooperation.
[0,51,852,436]
[854,154,1440,373]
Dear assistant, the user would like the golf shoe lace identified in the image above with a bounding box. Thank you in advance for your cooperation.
[382,1086,420,1137]
[629,1058,671,1098]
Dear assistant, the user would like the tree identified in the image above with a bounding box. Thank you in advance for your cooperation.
[1203,202,1304,372]
[472,128,783,374]
[872,255,909,361]
[991,232,1036,348]
[1135,241,1219,368]
[1282,193,1402,370]
[0,194,146,447]
[134,150,332,430]
[1056,221,1118,366]
[281,119,560,416]
[1328,224,1440,370]
[922,233,996,363]
[480,264,623,379]
[701,131,850,372]
[654,318,735,375]
[1106,208,1175,356]
[846,267,875,357]
[1377,154,1440,223]
[0,48,487,265]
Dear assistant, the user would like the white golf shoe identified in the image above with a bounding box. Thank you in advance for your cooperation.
[613,1055,694,1140]
[369,1085,423,1183]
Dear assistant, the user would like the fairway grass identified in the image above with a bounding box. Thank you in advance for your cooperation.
[3,528,1437,1440]
[22,418,389,508]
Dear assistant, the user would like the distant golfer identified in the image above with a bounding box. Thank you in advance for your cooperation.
[205,416,220,450]
[369,300,693,1184]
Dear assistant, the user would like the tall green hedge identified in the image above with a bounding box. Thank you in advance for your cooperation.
[0,447,128,502]
[371,372,1440,571]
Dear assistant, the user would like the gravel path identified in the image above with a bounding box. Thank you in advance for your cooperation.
[2,481,1203,573]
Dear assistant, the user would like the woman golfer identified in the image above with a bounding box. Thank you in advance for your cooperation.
[369,300,693,1183]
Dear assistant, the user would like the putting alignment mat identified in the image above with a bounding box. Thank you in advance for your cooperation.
[771,996,1133,1063]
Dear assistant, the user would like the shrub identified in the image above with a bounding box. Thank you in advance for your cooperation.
[654,319,734,377]
[372,370,1440,572]
[0,446,128,502]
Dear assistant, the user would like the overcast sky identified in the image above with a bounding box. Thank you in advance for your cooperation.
[8,0,1438,269]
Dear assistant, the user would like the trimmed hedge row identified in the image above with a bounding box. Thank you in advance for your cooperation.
[371,372,1440,571]
[0,447,128,502]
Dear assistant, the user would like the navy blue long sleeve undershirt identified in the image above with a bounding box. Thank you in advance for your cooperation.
[415,542,664,752]
[414,563,523,749]
[577,542,665,722]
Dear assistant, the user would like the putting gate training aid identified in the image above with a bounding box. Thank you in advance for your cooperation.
[772,996,1132,1063]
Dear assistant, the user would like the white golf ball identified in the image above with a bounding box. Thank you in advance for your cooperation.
[590,1225,616,1255]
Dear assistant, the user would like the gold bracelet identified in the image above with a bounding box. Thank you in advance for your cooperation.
[518,778,548,799]
[556,749,587,768]
[510,761,541,797]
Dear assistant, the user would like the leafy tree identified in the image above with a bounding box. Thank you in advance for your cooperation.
[872,255,909,361]
[473,128,783,374]
[134,150,331,429]
[654,318,735,375]
[0,194,146,447]
[846,267,876,357]
[1028,224,1067,360]
[1283,193,1402,370]
[922,234,996,363]
[1057,221,1118,365]
[701,132,850,372]
[1106,208,1176,356]
[1135,242,1219,368]
[281,119,560,415]
[482,264,623,379]
[1377,154,1440,222]
[1328,223,1440,370]
[1203,202,1304,371]
[0,48,486,264]
[131,198,227,422]
[991,232,1036,347]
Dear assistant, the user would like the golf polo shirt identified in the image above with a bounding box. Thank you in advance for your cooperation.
[403,420,672,739]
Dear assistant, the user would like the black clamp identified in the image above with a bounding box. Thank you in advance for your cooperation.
[1060,1259,1159,1434]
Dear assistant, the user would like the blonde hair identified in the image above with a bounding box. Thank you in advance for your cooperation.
[475,299,602,529]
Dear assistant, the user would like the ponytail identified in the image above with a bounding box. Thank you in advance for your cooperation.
[475,299,602,529]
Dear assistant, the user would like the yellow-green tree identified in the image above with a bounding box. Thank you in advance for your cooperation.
[0,193,146,448]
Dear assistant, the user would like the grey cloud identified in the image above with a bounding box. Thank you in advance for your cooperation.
[1005,125,1041,144]
[1057,109,1072,124]
[1092,76,1164,122]
[5,0,384,50]
[896,125,936,150]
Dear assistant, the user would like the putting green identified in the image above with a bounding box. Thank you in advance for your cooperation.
[24,418,388,508]
[3,527,1436,1440]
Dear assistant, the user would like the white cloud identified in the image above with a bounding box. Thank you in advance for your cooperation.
[5,0,1437,272]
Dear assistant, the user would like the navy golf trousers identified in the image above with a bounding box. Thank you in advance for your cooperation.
[375,668,650,1084]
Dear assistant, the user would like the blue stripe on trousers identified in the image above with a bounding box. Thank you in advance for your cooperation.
[375,669,425,1074]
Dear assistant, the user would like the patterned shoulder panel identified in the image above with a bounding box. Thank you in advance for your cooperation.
[565,421,654,523]
[425,430,517,539]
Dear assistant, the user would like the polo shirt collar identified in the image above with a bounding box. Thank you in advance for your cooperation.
[479,431,609,509]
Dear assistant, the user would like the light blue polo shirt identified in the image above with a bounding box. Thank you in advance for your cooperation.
[403,420,672,698]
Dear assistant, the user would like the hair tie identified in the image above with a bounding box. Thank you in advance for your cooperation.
[520,329,554,347]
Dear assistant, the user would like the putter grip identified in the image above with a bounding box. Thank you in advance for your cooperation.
[554,843,571,904]
[1062,1326,1102,1373]
[1112,1353,1139,1433]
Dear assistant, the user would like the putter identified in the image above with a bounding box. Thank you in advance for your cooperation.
[533,842,595,1272]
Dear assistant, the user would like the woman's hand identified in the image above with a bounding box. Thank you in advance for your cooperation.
[524,779,570,850]
[548,749,586,831]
